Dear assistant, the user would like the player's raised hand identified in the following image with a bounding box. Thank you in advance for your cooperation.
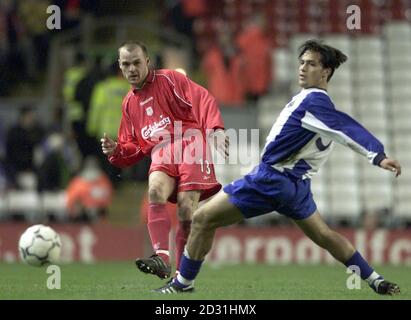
[212,129,229,159]
[101,133,117,156]
[379,158,402,177]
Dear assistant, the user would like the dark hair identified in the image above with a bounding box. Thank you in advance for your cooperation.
[298,39,348,81]
[118,40,149,58]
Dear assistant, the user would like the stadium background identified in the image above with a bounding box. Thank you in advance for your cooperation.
[0,0,411,299]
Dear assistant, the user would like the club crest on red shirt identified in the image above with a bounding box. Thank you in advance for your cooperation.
[146,106,153,116]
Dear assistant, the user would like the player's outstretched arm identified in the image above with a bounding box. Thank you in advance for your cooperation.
[101,132,144,168]
[379,158,402,177]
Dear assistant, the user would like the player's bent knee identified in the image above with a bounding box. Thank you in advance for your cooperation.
[148,185,167,203]
[191,208,214,230]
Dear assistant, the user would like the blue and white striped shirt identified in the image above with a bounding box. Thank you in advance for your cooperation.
[262,88,385,180]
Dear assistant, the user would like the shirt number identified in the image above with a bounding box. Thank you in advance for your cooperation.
[199,159,211,175]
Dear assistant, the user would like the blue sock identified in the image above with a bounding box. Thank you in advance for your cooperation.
[173,252,203,288]
[344,251,376,280]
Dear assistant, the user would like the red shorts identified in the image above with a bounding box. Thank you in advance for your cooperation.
[148,138,221,203]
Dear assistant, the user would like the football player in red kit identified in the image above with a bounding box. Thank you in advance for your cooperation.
[101,41,228,280]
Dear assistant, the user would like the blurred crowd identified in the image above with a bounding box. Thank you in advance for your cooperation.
[0,0,100,96]
[0,1,144,223]
[164,0,273,106]
[0,105,114,223]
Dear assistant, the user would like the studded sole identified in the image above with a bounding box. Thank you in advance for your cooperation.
[136,261,168,279]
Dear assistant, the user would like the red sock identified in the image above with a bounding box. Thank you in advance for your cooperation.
[148,203,171,264]
[175,220,192,272]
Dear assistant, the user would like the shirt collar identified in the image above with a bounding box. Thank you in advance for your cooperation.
[301,87,328,95]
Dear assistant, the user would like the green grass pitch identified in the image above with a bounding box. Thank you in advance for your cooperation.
[1,262,409,300]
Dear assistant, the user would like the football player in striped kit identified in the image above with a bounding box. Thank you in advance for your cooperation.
[156,39,401,295]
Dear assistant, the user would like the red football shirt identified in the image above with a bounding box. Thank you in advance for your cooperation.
[109,69,224,167]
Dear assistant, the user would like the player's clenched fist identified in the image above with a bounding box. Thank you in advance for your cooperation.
[101,133,117,156]
[379,158,402,177]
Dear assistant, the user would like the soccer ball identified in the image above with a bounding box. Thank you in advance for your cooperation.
[18,224,61,267]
